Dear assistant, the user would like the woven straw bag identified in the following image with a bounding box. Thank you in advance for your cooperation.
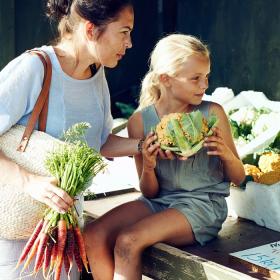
[0,126,63,240]
[0,50,57,240]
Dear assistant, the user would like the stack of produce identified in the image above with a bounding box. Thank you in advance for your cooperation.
[245,152,280,185]
[243,132,280,185]
[155,110,218,157]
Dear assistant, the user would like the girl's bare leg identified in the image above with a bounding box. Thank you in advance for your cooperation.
[113,208,195,280]
[83,200,152,280]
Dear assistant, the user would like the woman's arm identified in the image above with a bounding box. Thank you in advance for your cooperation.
[100,133,140,157]
[0,150,73,213]
[206,102,245,186]
[127,112,160,198]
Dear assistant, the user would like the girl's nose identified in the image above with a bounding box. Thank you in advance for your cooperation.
[200,77,208,90]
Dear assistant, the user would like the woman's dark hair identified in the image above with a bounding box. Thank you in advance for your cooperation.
[46,0,133,39]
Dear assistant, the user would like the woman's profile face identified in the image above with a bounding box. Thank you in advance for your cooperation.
[94,6,134,68]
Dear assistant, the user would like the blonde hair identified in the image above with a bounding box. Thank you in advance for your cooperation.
[138,34,210,109]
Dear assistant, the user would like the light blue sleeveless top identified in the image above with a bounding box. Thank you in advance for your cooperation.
[0,46,113,152]
[141,101,229,196]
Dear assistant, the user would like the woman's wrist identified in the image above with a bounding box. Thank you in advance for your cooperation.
[21,169,38,192]
[137,138,144,154]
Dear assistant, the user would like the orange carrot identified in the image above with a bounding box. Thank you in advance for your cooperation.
[73,226,89,272]
[35,252,44,274]
[47,227,58,278]
[73,241,83,273]
[55,219,67,280]
[20,236,40,274]
[43,239,53,277]
[65,225,74,269]
[34,232,49,273]
[55,254,64,280]
[16,219,44,268]
[63,253,70,280]
[49,239,58,275]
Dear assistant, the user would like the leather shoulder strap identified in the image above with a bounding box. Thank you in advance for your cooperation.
[17,50,52,152]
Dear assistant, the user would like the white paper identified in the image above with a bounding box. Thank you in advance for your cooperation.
[230,241,280,272]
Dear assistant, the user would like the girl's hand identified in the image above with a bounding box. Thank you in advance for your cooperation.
[158,149,176,160]
[158,149,188,160]
[142,132,160,171]
[23,174,73,214]
[203,127,235,161]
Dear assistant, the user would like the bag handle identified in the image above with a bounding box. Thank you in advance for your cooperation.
[17,50,52,152]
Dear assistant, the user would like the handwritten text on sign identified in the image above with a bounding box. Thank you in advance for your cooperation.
[230,241,280,272]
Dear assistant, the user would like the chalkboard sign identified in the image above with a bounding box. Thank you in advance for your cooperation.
[230,241,280,279]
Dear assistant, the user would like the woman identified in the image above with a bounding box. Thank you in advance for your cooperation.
[0,0,139,279]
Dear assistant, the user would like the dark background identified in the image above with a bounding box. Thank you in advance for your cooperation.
[1,0,280,118]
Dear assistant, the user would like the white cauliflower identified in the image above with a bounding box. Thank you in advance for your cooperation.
[230,106,258,125]
[252,112,280,137]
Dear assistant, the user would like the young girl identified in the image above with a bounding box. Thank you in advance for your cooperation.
[0,0,139,279]
[84,34,245,280]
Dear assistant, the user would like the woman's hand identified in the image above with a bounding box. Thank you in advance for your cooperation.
[142,132,160,171]
[203,127,235,161]
[23,174,73,214]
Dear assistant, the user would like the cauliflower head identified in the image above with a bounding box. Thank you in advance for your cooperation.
[258,152,280,173]
[257,171,280,185]
[155,110,218,157]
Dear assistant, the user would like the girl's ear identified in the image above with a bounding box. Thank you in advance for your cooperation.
[159,74,171,87]
[85,21,97,40]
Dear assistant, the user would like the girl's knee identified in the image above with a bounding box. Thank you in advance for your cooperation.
[114,228,143,258]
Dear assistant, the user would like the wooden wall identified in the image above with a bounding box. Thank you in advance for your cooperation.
[0,0,279,117]
[176,0,280,101]
[0,1,15,66]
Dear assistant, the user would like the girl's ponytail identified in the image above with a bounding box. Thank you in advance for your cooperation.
[138,71,161,109]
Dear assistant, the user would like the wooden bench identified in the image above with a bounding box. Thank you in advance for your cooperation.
[81,121,280,279]
[82,191,280,280]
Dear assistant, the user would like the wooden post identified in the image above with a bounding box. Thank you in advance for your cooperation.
[0,0,15,69]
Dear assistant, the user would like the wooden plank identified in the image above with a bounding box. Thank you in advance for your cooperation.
[184,217,280,280]
[142,243,256,280]
[0,0,15,69]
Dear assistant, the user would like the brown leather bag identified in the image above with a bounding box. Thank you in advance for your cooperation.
[17,49,52,151]
[0,50,61,240]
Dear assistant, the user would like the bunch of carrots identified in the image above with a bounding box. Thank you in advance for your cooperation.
[16,123,106,279]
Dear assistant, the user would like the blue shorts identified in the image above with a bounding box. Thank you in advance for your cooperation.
[138,192,228,246]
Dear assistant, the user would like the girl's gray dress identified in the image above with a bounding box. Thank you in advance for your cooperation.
[139,101,229,245]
